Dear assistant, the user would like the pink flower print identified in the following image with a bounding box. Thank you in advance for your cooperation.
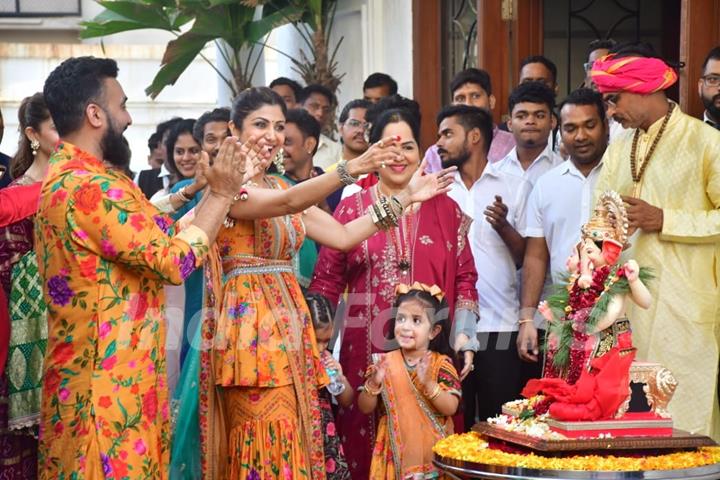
[326,421,336,436]
[99,322,112,340]
[58,388,70,401]
[106,188,123,200]
[101,239,118,257]
[73,229,89,241]
[100,354,117,370]
[133,438,147,455]
[325,458,336,473]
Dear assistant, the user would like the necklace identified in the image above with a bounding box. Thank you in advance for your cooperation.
[630,102,674,197]
[378,185,415,275]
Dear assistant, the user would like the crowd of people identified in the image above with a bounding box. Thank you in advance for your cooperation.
[0,39,718,480]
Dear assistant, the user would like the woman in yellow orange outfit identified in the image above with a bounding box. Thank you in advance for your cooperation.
[183,87,456,479]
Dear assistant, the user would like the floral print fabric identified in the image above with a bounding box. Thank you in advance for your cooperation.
[35,142,209,480]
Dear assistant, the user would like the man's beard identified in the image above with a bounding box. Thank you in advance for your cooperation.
[101,120,132,170]
[702,93,720,120]
[439,144,471,169]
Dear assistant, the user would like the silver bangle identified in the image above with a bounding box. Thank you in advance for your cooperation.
[336,160,359,186]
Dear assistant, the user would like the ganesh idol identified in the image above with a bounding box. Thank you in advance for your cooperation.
[523,190,653,422]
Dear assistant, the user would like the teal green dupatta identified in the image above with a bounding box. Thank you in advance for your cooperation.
[169,326,202,479]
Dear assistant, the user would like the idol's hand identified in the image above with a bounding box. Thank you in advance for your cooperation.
[346,135,402,178]
[405,159,456,203]
[624,259,640,282]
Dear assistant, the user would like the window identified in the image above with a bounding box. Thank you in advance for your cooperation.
[0,0,81,17]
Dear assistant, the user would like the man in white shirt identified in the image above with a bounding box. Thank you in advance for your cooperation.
[436,104,531,428]
[299,84,342,169]
[516,88,609,373]
[498,82,564,185]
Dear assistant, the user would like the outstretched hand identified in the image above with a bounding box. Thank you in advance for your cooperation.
[406,159,456,203]
[347,135,402,177]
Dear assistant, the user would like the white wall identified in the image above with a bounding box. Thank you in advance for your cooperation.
[0,0,414,172]
[0,43,218,174]
[0,0,217,174]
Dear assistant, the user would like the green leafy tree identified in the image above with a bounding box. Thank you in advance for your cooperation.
[264,0,344,94]
[80,0,305,98]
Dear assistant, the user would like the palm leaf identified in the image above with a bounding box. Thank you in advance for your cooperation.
[145,32,213,98]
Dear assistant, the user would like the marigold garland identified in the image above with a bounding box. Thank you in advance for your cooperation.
[434,432,720,472]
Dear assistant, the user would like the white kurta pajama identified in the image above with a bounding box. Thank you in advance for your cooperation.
[595,104,720,439]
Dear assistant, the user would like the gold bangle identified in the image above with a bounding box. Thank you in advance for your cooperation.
[518,318,534,325]
[426,383,441,400]
[364,380,383,396]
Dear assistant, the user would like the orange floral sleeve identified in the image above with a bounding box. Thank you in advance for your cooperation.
[64,172,208,285]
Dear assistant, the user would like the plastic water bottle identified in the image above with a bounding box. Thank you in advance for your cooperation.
[326,366,346,396]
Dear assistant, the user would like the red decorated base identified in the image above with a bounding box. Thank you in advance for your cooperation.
[546,412,673,438]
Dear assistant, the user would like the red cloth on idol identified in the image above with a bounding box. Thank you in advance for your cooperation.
[590,55,678,94]
[522,347,636,421]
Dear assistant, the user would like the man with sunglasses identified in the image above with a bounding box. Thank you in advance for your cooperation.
[592,43,720,441]
[699,46,720,130]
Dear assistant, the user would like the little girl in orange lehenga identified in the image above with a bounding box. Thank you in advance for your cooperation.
[358,282,461,479]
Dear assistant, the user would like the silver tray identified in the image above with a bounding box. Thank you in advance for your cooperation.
[433,454,720,479]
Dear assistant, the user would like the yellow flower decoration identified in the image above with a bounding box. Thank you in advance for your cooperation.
[434,433,720,472]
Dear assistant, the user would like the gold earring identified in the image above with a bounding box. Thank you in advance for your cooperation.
[273,148,285,175]
[30,139,40,156]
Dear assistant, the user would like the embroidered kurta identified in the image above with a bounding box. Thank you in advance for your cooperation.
[35,142,208,479]
[309,189,478,479]
[594,106,720,439]
[198,175,328,480]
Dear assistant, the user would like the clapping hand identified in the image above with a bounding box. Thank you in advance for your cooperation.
[484,195,510,232]
[200,137,247,198]
[367,354,388,390]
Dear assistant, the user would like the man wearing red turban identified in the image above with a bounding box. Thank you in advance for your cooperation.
[592,43,720,441]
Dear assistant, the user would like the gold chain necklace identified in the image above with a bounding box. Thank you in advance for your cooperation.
[630,102,675,197]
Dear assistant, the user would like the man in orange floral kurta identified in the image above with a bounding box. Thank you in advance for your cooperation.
[36,57,247,479]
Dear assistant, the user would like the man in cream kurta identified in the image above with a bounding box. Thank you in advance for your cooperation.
[592,47,720,439]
